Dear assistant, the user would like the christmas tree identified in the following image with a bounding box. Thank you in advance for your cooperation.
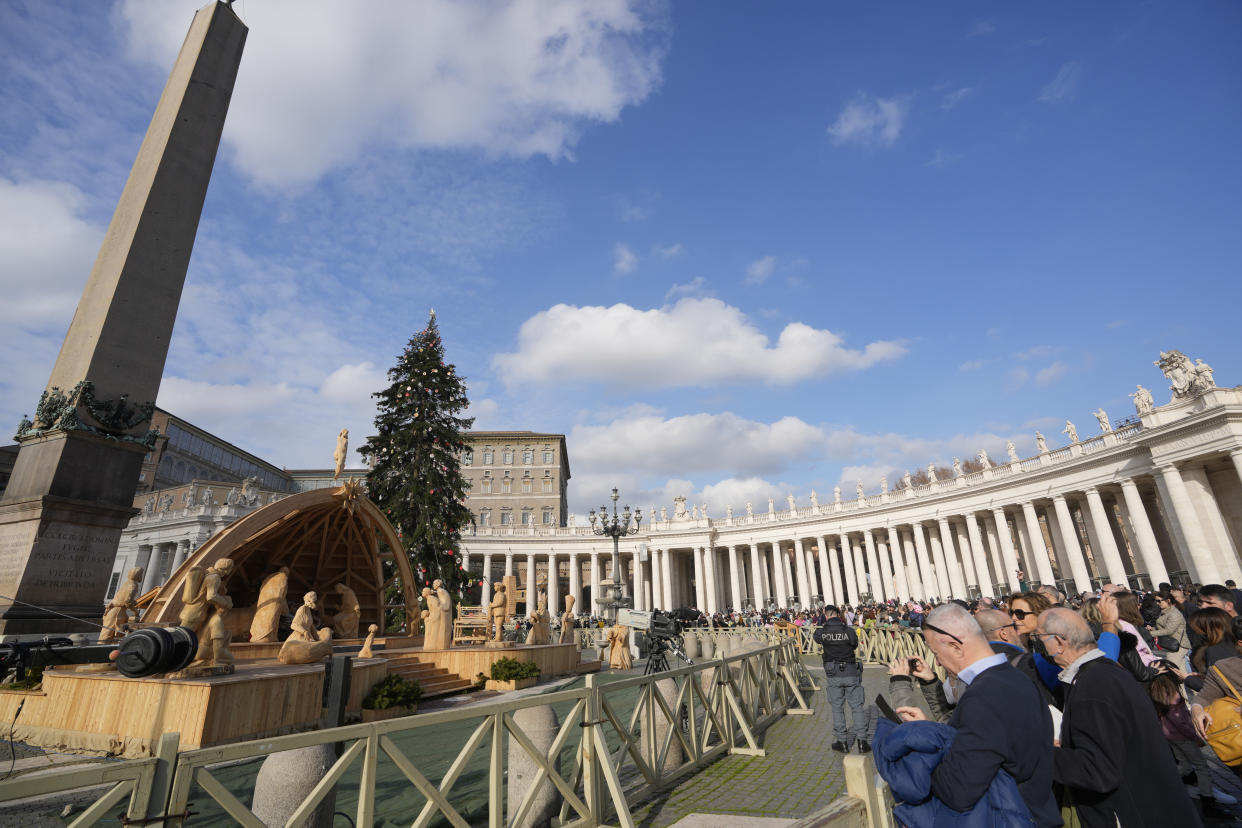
[362,310,475,609]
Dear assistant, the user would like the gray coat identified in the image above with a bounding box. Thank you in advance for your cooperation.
[1151,606,1190,651]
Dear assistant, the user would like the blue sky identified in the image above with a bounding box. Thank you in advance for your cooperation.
[2,0,1239,519]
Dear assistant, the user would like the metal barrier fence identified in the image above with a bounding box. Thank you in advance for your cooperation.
[0,639,814,828]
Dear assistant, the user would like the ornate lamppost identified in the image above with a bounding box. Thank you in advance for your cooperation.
[588,487,642,623]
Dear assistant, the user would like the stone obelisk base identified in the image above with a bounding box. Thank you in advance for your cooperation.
[0,495,136,637]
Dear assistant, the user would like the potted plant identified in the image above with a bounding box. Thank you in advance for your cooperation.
[361,674,423,721]
[485,657,540,691]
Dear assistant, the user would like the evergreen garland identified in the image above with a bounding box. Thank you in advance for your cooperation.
[362,310,475,605]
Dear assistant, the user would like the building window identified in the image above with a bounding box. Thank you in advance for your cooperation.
[543,450,553,464]
[483,449,493,464]
[542,479,552,493]
[502,478,512,493]
[542,509,553,525]
[522,478,532,493]
[480,510,491,526]
[503,448,513,464]
[522,449,533,465]
[500,511,512,525]
[105,571,122,599]
[521,509,532,525]
[462,450,473,466]
[482,478,492,493]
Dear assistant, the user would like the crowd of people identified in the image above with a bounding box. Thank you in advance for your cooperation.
[818,580,1242,826]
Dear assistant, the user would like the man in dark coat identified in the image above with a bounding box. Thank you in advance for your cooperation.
[1038,608,1201,828]
[896,603,1061,827]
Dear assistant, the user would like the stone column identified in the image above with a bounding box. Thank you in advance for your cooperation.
[1019,502,1056,588]
[691,547,705,610]
[707,546,723,614]
[504,552,514,577]
[1051,495,1092,595]
[964,514,993,598]
[1231,449,1242,491]
[934,518,966,599]
[874,533,895,601]
[893,527,918,599]
[951,520,978,593]
[139,546,163,594]
[1083,487,1128,584]
[990,509,1022,594]
[982,518,1006,593]
[590,551,601,615]
[748,544,763,608]
[764,543,782,607]
[851,536,869,602]
[912,523,946,599]
[1181,466,1242,583]
[888,528,911,601]
[632,548,645,611]
[728,546,743,611]
[840,535,860,604]
[793,538,812,606]
[172,538,191,573]
[1156,464,1220,583]
[862,530,885,601]
[0,2,248,633]
[660,548,674,609]
[525,553,538,616]
[805,543,822,600]
[546,551,560,619]
[1119,478,1169,586]
[780,542,797,604]
[817,541,835,605]
[461,550,471,573]
[568,553,581,610]
[481,564,493,608]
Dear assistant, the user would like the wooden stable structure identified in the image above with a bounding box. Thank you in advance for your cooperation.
[140,480,419,635]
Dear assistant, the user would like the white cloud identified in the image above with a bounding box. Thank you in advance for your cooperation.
[664,276,708,302]
[967,20,996,37]
[613,243,637,274]
[959,359,986,372]
[655,243,683,258]
[119,0,670,189]
[1009,366,1030,387]
[827,93,911,149]
[744,255,776,286]
[1014,345,1056,360]
[940,87,973,111]
[492,297,906,388]
[562,409,1039,514]
[0,177,102,327]
[1038,61,1082,104]
[926,149,963,169]
[1034,361,1068,386]
[319,361,388,403]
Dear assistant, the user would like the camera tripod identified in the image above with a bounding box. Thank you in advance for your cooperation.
[643,633,693,675]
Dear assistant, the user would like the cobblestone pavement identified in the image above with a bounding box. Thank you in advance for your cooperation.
[628,662,887,828]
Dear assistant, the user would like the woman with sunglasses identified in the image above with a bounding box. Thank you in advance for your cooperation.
[1007,591,1052,650]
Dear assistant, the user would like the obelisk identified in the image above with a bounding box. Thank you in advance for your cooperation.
[0,2,247,635]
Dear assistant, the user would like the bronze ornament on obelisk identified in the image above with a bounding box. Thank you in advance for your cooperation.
[0,2,247,635]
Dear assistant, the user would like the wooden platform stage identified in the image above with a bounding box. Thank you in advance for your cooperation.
[0,658,388,758]
[0,642,596,758]
[388,641,596,683]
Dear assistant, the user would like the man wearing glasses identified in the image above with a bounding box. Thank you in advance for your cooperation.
[896,604,1060,826]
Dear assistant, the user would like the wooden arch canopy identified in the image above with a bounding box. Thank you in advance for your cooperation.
[141,481,418,636]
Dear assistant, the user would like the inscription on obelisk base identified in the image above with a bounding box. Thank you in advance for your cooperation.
[0,2,247,636]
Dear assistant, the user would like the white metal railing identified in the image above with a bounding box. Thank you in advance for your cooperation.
[0,641,811,828]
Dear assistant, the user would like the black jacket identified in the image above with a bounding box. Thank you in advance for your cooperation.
[1054,656,1201,828]
[813,617,859,674]
[931,661,1061,827]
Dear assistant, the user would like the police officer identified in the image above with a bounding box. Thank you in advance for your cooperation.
[813,605,868,753]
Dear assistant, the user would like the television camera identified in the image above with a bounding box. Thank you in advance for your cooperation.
[0,626,199,684]
[619,609,694,675]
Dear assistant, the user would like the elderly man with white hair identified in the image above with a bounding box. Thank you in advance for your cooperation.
[897,603,1060,826]
[1037,608,1198,827]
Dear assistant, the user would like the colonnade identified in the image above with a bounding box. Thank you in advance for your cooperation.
[464,449,1242,613]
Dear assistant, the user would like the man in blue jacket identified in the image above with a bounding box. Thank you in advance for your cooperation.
[897,603,1061,827]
